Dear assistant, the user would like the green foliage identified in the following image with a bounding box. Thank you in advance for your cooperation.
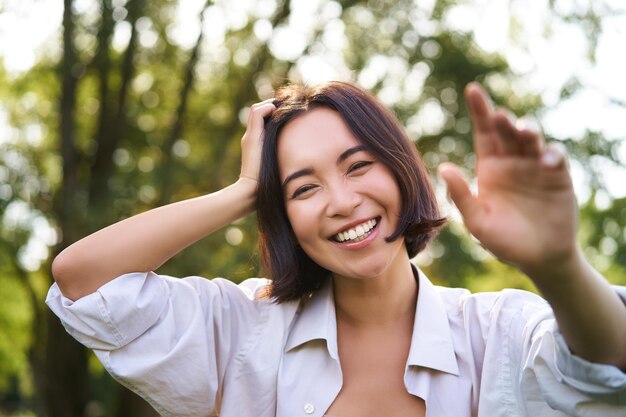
[0,0,625,415]
[0,267,32,392]
[463,260,539,294]
[579,195,626,285]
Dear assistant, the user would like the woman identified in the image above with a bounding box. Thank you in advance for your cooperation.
[47,81,626,417]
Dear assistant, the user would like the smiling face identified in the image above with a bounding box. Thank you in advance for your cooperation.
[277,107,408,282]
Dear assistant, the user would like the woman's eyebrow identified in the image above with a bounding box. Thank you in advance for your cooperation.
[281,145,368,190]
[282,168,314,190]
[337,145,367,165]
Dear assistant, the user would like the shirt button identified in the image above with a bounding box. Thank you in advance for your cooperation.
[304,403,315,414]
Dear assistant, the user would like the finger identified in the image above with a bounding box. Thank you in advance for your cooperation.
[515,116,543,158]
[251,97,277,108]
[240,101,276,181]
[541,142,568,170]
[245,101,276,138]
[465,82,501,156]
[248,98,277,121]
[493,109,520,155]
[438,162,484,233]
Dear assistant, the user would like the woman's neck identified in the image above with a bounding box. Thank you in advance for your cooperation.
[332,256,417,329]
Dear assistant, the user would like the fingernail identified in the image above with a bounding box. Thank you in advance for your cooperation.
[541,149,561,167]
[516,116,541,133]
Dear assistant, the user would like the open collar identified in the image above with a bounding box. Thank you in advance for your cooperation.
[284,266,459,375]
[284,279,339,360]
[407,266,460,375]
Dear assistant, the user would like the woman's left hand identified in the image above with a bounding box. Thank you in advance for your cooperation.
[441,83,626,369]
[439,82,579,278]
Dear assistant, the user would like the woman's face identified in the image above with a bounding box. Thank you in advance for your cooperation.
[277,107,406,281]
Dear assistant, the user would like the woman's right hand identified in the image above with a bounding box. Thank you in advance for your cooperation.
[240,98,276,183]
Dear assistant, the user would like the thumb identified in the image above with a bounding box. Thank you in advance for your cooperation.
[438,162,483,229]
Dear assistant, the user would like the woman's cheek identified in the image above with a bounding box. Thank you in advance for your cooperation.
[286,199,322,240]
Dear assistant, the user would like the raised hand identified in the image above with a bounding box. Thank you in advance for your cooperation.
[240,98,276,183]
[438,83,578,277]
[439,83,626,369]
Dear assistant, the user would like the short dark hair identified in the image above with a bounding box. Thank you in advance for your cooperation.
[257,82,445,303]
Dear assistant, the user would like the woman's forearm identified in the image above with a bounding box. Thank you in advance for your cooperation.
[528,249,626,370]
[52,178,257,301]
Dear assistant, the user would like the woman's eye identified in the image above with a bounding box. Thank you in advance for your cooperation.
[348,161,373,173]
[291,185,316,199]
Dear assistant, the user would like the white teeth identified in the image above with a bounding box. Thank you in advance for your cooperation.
[334,219,378,243]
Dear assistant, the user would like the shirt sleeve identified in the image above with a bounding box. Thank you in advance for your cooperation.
[45,272,272,417]
[505,286,626,416]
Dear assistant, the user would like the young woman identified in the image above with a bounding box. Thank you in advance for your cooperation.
[47,82,626,417]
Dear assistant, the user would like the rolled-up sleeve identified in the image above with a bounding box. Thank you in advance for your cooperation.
[46,272,169,350]
[510,286,626,416]
[46,272,271,417]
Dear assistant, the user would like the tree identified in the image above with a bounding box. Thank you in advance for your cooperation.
[0,0,623,415]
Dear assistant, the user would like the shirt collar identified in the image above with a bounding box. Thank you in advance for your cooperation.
[285,279,339,360]
[407,266,460,376]
[284,266,460,376]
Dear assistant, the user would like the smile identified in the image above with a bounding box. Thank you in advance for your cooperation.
[333,218,378,243]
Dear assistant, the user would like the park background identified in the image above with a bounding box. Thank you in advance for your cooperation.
[1,0,625,416]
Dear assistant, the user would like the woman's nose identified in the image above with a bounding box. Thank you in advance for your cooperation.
[325,180,362,217]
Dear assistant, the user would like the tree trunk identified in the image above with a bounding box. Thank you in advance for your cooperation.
[115,386,159,417]
[38,1,91,416]
[43,313,89,417]
[88,0,114,207]
[88,0,143,209]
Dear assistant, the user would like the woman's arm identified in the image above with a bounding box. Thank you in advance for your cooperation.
[52,99,276,301]
[439,83,626,369]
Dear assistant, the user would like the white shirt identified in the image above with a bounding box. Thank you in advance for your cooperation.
[46,269,626,417]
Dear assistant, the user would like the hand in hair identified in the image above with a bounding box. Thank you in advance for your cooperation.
[240,98,276,183]
[50,99,276,301]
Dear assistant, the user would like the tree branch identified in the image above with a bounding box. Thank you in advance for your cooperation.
[88,0,144,207]
[157,0,214,205]
[206,0,293,189]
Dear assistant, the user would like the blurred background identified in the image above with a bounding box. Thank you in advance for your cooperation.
[0,0,625,416]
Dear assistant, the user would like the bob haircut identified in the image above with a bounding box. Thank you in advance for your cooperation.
[257,82,445,303]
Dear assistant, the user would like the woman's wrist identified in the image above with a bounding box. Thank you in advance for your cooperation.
[515,242,582,289]
[232,176,259,214]
[238,174,259,183]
